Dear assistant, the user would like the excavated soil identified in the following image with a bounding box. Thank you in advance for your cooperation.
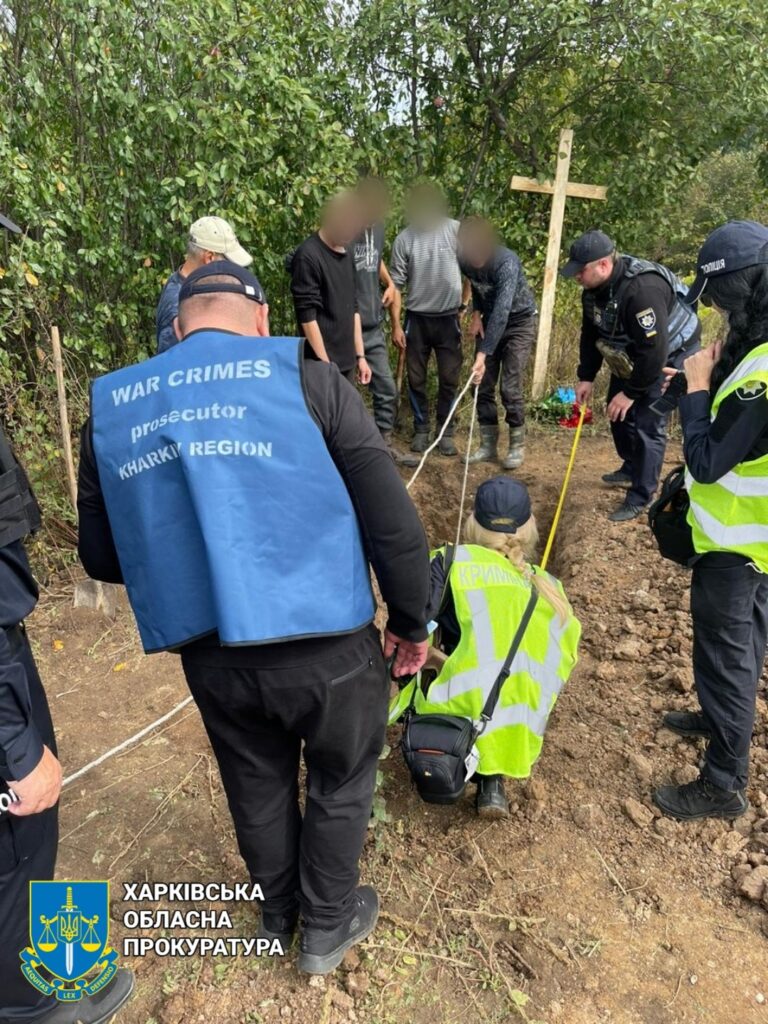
[27,424,768,1024]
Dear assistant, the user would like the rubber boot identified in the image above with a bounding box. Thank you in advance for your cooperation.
[410,427,430,454]
[468,425,499,464]
[438,428,458,457]
[502,426,525,470]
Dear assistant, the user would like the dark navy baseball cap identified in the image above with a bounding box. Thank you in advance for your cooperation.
[687,220,768,304]
[0,211,21,234]
[560,230,615,278]
[474,477,532,534]
[179,260,266,304]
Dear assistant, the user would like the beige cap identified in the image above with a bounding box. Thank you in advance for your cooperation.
[189,216,252,266]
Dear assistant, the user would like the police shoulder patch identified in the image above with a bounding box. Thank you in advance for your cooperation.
[736,380,768,401]
[635,307,657,335]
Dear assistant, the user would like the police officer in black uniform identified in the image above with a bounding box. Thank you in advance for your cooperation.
[0,208,133,1024]
[562,230,701,521]
[77,262,430,975]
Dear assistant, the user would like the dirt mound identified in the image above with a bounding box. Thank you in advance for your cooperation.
[35,426,767,1024]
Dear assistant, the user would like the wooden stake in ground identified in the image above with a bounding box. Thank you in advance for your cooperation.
[51,325,78,510]
[511,128,608,400]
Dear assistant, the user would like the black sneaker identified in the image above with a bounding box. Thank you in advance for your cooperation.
[298,886,379,975]
[601,469,632,487]
[36,968,135,1023]
[608,502,646,523]
[410,429,430,454]
[653,776,748,821]
[662,711,712,739]
[476,775,509,819]
[257,909,298,951]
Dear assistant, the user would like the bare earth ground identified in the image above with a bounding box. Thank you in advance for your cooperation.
[29,424,768,1024]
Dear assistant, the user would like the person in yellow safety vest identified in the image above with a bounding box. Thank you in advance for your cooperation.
[652,221,768,822]
[390,477,581,817]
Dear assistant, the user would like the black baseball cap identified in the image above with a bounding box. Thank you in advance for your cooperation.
[687,220,768,304]
[179,260,266,304]
[0,211,21,234]
[474,477,532,534]
[560,230,615,278]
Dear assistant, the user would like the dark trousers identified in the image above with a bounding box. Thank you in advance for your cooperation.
[405,312,463,431]
[0,629,58,1023]
[691,553,768,792]
[606,346,692,507]
[476,315,536,429]
[362,326,398,433]
[181,625,388,930]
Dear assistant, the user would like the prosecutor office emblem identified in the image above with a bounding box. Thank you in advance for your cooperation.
[635,307,657,334]
[736,380,768,401]
[21,882,119,1002]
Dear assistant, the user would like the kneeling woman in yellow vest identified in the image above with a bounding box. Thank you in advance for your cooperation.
[390,477,581,817]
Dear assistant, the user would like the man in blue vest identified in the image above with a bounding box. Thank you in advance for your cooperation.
[562,230,701,521]
[77,262,430,975]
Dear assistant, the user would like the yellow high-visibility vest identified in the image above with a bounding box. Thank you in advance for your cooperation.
[686,341,768,572]
[389,544,581,778]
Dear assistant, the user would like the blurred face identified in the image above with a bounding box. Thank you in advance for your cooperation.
[459,222,496,268]
[357,178,390,225]
[406,185,448,229]
[321,192,364,247]
[574,256,614,290]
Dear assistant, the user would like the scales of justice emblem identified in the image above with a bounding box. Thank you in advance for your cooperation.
[21,882,119,1002]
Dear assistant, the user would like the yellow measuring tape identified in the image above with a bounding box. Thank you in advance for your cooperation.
[540,403,588,572]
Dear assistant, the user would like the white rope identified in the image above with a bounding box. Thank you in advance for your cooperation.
[62,696,194,788]
[455,383,479,547]
[405,373,477,491]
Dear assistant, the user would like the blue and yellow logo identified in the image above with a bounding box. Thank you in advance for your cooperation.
[21,882,119,1002]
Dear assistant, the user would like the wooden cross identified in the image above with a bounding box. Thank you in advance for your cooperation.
[511,128,608,399]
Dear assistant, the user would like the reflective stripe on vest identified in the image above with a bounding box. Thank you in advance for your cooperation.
[389,545,580,778]
[584,255,698,356]
[685,342,768,572]
[91,332,375,652]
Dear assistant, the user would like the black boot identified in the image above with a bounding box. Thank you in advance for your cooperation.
[502,427,525,470]
[257,909,298,951]
[601,469,632,487]
[662,710,712,738]
[410,427,430,453]
[653,776,748,821]
[298,886,379,975]
[36,968,135,1024]
[475,775,509,818]
[438,429,458,457]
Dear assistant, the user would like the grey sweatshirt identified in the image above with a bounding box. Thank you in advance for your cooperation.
[389,218,462,315]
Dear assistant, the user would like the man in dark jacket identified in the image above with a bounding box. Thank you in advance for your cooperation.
[78,262,428,975]
[563,230,701,521]
[458,217,537,469]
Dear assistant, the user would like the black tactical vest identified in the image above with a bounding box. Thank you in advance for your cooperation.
[583,256,698,355]
[0,423,42,548]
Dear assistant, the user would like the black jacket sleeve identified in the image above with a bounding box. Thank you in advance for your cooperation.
[77,421,124,584]
[576,302,603,382]
[0,630,43,782]
[478,260,519,356]
[680,387,768,484]
[622,276,672,399]
[290,248,323,325]
[303,361,430,641]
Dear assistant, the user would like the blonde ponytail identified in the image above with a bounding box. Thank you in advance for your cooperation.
[462,514,571,624]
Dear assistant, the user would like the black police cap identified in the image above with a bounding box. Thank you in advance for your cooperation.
[687,220,768,304]
[474,477,532,534]
[179,261,267,304]
[560,230,615,278]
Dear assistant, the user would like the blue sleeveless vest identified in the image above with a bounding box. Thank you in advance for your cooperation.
[91,332,375,653]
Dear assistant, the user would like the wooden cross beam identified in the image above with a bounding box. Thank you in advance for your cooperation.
[511,128,608,400]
